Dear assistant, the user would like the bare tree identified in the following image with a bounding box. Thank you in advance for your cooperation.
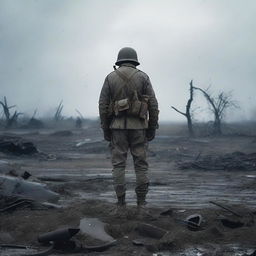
[54,100,64,121]
[0,97,22,128]
[171,80,195,137]
[193,87,237,135]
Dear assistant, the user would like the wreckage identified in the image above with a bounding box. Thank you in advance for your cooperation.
[0,139,38,155]
[178,151,256,171]
[0,174,59,203]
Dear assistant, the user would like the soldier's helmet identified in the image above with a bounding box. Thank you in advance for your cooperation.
[115,47,140,66]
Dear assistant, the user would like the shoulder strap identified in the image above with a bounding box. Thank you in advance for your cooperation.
[115,69,139,83]
[115,69,139,99]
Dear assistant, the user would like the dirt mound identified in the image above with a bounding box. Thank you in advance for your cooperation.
[0,200,255,255]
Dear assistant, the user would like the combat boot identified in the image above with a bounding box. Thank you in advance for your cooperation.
[136,196,151,220]
[135,183,151,219]
[111,194,127,218]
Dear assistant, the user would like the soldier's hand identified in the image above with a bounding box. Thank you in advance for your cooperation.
[146,129,155,141]
[103,129,111,141]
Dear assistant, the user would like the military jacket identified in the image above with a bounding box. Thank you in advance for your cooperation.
[99,63,159,130]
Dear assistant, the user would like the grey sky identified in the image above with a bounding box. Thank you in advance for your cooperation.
[0,0,255,121]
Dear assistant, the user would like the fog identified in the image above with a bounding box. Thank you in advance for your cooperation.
[0,0,255,121]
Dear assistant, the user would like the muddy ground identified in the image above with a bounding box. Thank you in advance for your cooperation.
[0,123,256,255]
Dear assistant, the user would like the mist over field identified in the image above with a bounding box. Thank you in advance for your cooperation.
[1,2,256,255]
[0,0,255,121]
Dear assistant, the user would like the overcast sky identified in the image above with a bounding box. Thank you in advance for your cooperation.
[0,0,255,121]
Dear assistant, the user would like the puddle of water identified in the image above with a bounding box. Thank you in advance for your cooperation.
[38,172,112,179]
[79,217,115,242]
[245,175,256,178]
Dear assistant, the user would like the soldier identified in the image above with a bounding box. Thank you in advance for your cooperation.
[99,47,159,217]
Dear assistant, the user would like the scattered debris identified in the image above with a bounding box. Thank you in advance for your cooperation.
[0,244,53,256]
[185,214,203,231]
[220,218,244,229]
[79,217,116,242]
[177,209,186,213]
[21,171,31,180]
[37,202,62,209]
[132,239,145,246]
[0,127,256,255]
[136,223,167,239]
[0,174,60,203]
[38,228,80,243]
[0,139,38,155]
[82,240,117,252]
[211,201,255,230]
[0,197,34,212]
[1,238,117,256]
[243,250,256,256]
[210,201,243,217]
[0,196,62,213]
[38,225,117,254]
[160,208,173,216]
[178,151,256,171]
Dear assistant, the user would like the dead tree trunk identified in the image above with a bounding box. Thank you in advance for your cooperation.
[0,97,22,128]
[54,100,64,121]
[171,80,195,137]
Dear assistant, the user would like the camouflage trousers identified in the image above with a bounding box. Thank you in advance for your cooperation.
[110,129,149,199]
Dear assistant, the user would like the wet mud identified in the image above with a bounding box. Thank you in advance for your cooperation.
[0,126,256,255]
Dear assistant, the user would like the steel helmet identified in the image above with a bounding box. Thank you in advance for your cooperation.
[115,47,140,66]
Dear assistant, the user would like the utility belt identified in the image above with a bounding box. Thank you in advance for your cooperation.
[113,95,149,119]
[108,68,149,120]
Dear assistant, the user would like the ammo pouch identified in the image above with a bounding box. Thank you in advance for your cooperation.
[114,98,129,116]
[114,99,148,119]
[128,95,149,119]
